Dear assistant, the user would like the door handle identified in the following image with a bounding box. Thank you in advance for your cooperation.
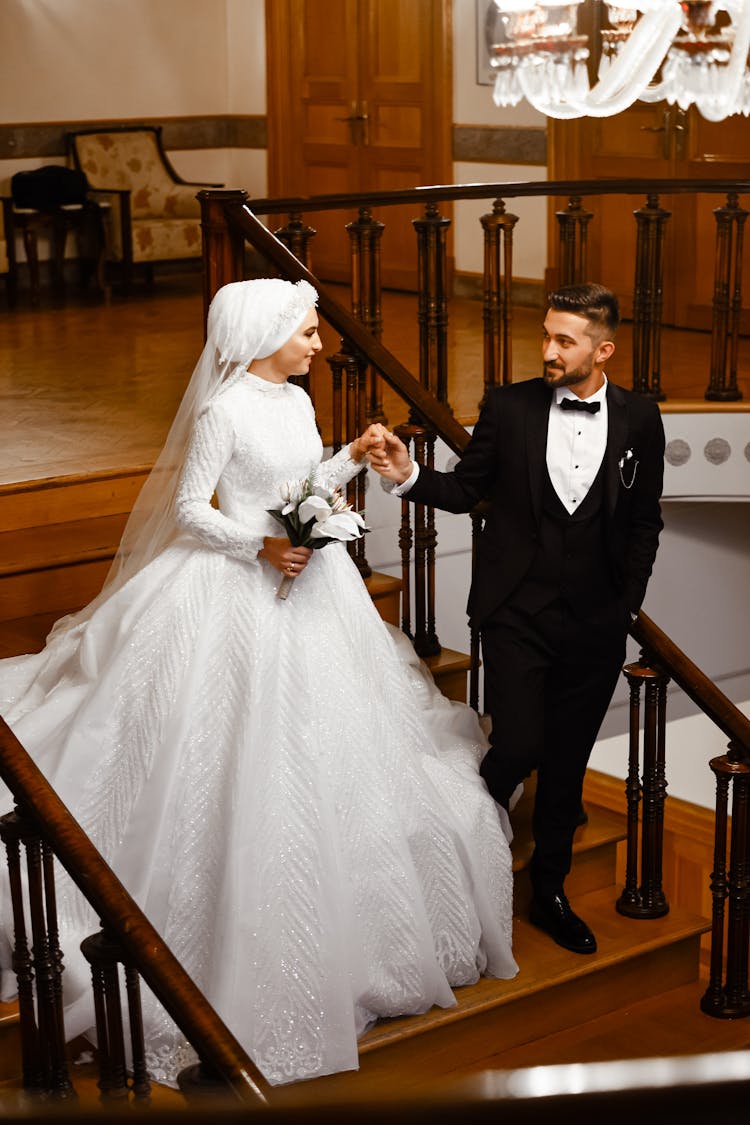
[640,110,672,160]
[335,103,369,145]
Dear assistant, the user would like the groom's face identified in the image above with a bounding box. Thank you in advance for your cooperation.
[541,309,601,390]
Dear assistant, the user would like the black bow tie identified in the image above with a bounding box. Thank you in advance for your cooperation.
[560,397,600,415]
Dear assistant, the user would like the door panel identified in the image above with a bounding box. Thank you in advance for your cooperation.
[267,0,451,289]
[551,107,750,328]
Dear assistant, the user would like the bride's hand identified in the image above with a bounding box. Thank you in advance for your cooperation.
[259,537,313,577]
[349,423,387,463]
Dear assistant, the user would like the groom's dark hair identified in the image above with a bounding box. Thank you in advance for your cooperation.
[547,283,620,341]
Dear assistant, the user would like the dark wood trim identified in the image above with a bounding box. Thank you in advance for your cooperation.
[248,176,750,216]
[453,125,547,166]
[0,116,267,161]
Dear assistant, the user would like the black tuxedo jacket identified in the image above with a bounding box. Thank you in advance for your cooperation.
[408,378,665,627]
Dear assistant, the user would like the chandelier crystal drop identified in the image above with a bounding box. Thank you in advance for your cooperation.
[488,1,750,119]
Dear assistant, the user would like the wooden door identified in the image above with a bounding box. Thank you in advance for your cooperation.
[266,0,452,288]
[550,107,750,328]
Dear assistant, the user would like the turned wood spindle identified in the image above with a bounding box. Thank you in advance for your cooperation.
[413,202,450,406]
[617,659,670,919]
[327,342,371,577]
[631,193,670,401]
[347,206,386,423]
[707,192,747,402]
[555,194,593,287]
[480,198,518,401]
[701,745,750,1018]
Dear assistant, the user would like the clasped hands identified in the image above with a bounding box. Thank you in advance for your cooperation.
[260,424,412,577]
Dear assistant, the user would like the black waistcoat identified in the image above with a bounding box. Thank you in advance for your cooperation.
[509,460,617,618]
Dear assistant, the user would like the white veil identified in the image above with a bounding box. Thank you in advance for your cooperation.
[49,277,319,640]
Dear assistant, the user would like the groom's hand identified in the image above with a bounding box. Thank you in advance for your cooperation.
[367,430,413,485]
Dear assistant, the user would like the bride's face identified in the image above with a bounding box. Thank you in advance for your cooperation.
[273,308,322,376]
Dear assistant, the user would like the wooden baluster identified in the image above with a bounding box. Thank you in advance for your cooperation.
[395,425,440,658]
[124,965,152,1101]
[413,202,450,405]
[41,842,74,1098]
[702,746,750,1018]
[327,342,370,577]
[480,199,518,402]
[641,670,669,916]
[701,763,732,1015]
[81,931,130,1100]
[346,354,371,578]
[198,189,248,323]
[395,424,414,640]
[347,206,386,423]
[724,741,750,1015]
[555,194,593,287]
[274,210,316,270]
[617,665,645,915]
[0,811,41,1092]
[706,192,747,402]
[275,211,318,398]
[617,660,669,918]
[25,833,61,1091]
[631,193,670,400]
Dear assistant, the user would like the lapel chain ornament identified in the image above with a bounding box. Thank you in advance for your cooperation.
[618,447,638,489]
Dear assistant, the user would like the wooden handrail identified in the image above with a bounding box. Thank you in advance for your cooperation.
[631,611,750,756]
[248,177,750,216]
[0,716,270,1106]
[223,196,470,456]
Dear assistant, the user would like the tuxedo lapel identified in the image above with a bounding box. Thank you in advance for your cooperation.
[605,383,628,515]
[525,385,552,528]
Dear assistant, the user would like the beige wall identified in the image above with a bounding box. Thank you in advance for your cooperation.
[0,0,268,194]
[1,0,545,278]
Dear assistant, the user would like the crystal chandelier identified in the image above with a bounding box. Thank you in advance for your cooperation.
[488,1,750,120]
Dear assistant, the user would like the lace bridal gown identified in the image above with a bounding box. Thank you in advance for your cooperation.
[0,370,517,1086]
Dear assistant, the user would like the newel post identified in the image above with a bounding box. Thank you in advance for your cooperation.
[198,189,248,328]
[616,659,670,919]
[701,740,750,1019]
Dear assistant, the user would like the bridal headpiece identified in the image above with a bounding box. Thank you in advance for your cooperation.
[48,278,319,643]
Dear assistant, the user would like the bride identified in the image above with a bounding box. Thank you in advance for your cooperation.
[0,278,516,1087]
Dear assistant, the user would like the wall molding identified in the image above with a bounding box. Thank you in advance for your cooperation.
[0,115,268,161]
[453,124,547,166]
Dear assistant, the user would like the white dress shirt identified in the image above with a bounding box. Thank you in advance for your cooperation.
[547,377,608,514]
[389,376,609,510]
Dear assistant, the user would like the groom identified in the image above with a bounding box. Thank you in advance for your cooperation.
[369,283,665,955]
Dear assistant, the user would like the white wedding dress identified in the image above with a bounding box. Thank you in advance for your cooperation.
[0,371,516,1086]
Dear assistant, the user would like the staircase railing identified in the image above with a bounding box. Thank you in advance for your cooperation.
[0,714,270,1105]
[625,612,750,1020]
[198,184,750,1023]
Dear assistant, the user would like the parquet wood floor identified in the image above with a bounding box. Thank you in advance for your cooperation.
[1,274,748,487]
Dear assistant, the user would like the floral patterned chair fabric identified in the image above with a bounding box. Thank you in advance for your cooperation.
[67,126,221,284]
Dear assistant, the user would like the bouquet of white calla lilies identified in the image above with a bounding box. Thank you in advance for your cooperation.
[268,473,368,598]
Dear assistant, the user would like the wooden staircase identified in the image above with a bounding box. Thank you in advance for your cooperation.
[1,471,747,1110]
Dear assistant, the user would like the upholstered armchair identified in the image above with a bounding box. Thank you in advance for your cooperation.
[67,126,221,289]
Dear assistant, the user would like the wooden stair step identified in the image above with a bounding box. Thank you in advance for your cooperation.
[422,648,472,703]
[303,887,709,1098]
[0,514,127,577]
[461,980,750,1073]
[0,469,149,534]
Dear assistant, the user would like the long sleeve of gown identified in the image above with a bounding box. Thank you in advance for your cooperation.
[174,401,266,564]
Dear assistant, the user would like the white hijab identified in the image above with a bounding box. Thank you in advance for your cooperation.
[50,277,318,639]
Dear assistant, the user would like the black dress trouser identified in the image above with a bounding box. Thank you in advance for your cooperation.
[479,597,627,898]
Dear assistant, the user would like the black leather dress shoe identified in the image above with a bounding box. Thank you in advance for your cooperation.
[529,892,597,955]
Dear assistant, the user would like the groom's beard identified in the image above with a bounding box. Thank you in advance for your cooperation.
[543,355,594,388]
